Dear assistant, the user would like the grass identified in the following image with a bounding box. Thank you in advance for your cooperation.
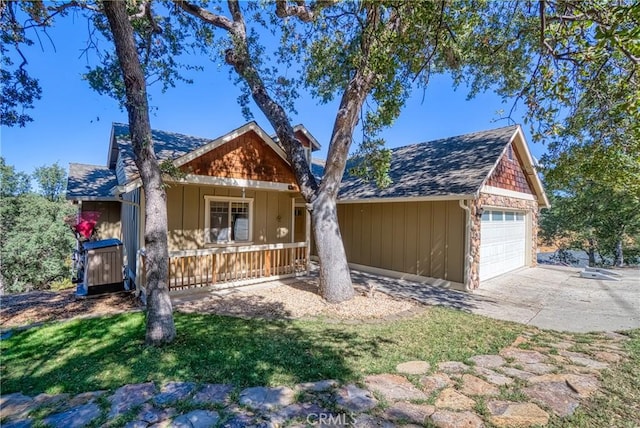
[48,277,75,292]
[0,307,523,395]
[548,329,640,428]
[2,307,639,428]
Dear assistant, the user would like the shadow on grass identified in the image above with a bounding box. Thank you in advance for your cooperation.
[0,299,392,396]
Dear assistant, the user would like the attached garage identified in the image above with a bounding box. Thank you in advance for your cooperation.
[337,200,466,286]
[321,124,549,291]
[479,210,527,281]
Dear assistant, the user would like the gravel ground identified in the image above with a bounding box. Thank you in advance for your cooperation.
[1,277,420,329]
[173,278,420,321]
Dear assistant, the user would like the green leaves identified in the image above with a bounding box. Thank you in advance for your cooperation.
[159,158,187,182]
[1,196,76,293]
[348,138,392,189]
[33,162,67,202]
[0,159,74,292]
[540,142,640,265]
[0,2,43,127]
[0,157,31,197]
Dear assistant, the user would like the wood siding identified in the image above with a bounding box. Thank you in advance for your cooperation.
[294,130,311,148]
[486,144,533,194]
[165,184,295,251]
[85,244,123,286]
[120,188,140,283]
[115,154,128,185]
[181,130,298,189]
[81,201,121,240]
[336,200,466,283]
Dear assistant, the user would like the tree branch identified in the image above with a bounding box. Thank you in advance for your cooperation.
[616,41,640,65]
[539,0,546,52]
[542,1,640,65]
[412,1,446,82]
[274,0,334,21]
[227,0,243,24]
[173,0,319,200]
[140,1,163,34]
[174,0,234,31]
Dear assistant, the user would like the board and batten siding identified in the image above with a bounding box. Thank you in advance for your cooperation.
[80,201,121,241]
[336,200,466,284]
[120,188,141,283]
[115,154,128,186]
[165,184,296,251]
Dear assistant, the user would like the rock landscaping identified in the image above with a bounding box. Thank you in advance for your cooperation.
[0,330,629,427]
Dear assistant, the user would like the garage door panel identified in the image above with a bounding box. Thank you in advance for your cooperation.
[480,210,526,281]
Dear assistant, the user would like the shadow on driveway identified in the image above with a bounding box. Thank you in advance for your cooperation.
[348,269,494,312]
[337,265,639,333]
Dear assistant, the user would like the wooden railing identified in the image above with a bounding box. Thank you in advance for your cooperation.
[138,242,308,291]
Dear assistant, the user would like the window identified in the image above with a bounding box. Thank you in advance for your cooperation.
[492,211,504,221]
[204,196,253,244]
[505,211,515,221]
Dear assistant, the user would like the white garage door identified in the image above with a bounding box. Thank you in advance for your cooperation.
[479,210,527,281]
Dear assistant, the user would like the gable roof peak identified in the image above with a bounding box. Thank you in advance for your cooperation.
[108,121,294,186]
[339,124,523,201]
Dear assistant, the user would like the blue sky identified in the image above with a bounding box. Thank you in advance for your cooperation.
[1,11,545,178]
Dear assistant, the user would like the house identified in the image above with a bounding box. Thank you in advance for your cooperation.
[325,124,549,290]
[67,122,547,295]
[67,122,320,296]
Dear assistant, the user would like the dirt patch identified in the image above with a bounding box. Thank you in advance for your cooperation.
[173,278,421,321]
[1,278,420,330]
[0,289,140,329]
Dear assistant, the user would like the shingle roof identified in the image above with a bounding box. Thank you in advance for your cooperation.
[311,158,325,180]
[72,123,519,201]
[67,163,118,200]
[337,125,518,200]
[113,123,212,182]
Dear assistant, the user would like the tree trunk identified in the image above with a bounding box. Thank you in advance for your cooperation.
[587,238,596,267]
[222,27,369,303]
[613,239,624,266]
[311,194,354,302]
[176,0,377,303]
[103,1,176,345]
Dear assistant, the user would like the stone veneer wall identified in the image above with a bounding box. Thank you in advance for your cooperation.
[466,193,539,290]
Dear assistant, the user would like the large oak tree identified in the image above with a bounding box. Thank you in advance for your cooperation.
[1,0,179,344]
[2,1,637,338]
[171,0,639,301]
[102,0,175,345]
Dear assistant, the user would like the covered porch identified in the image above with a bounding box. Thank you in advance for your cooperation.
[118,121,317,294]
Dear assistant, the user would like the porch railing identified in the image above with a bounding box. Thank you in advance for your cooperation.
[138,242,308,291]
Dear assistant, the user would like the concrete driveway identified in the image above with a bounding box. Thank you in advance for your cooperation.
[351,265,640,333]
[474,265,639,332]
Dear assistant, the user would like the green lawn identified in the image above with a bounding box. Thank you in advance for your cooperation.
[0,307,523,395]
[548,329,640,428]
